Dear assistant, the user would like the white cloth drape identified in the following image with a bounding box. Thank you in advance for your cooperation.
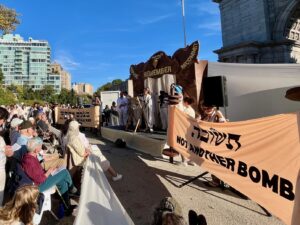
[74,146,134,225]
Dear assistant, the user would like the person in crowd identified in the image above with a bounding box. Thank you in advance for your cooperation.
[102,105,111,126]
[182,97,196,119]
[201,104,226,123]
[0,185,39,225]
[22,137,76,215]
[0,107,14,206]
[36,112,49,133]
[8,105,18,122]
[143,87,154,133]
[66,120,122,181]
[117,91,129,127]
[152,197,187,225]
[110,101,119,126]
[16,121,35,146]
[159,91,169,131]
[201,104,226,187]
[9,118,23,145]
[28,103,39,119]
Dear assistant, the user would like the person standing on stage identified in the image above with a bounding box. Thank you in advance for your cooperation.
[159,91,169,131]
[117,91,129,127]
[143,87,154,133]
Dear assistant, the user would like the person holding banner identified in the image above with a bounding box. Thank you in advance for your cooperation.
[201,104,226,187]
[159,91,169,131]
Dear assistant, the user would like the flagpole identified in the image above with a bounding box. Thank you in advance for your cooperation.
[181,0,187,47]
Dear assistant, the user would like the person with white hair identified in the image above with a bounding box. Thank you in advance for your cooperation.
[65,120,122,181]
[22,137,77,215]
[9,118,23,145]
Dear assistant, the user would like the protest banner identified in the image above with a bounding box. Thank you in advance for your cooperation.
[168,106,300,225]
[54,106,100,128]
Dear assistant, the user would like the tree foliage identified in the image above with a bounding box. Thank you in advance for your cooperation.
[96,79,123,92]
[0,68,4,85]
[0,5,20,34]
[0,85,88,106]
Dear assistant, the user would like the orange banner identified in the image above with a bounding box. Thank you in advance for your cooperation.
[167,106,300,225]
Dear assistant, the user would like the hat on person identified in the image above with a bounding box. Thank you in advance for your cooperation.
[68,120,81,130]
[19,120,33,130]
[11,118,23,128]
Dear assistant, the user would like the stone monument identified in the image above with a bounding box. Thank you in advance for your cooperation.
[213,0,300,63]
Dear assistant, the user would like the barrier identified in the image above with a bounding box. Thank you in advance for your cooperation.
[74,145,134,225]
[54,106,100,128]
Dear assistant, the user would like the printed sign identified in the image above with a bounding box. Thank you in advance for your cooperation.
[54,106,100,128]
[168,106,300,225]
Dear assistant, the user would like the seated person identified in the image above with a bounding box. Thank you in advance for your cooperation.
[66,120,122,181]
[0,185,39,225]
[9,118,23,145]
[36,112,49,133]
[22,137,77,214]
[16,121,35,146]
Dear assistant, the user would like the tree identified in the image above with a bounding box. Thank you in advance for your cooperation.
[0,67,4,85]
[96,79,124,92]
[38,85,55,102]
[0,5,20,34]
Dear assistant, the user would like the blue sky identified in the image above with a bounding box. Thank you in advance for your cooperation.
[1,0,222,90]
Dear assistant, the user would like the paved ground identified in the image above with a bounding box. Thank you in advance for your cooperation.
[41,133,284,225]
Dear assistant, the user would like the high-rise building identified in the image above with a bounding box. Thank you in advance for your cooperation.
[0,34,61,92]
[51,62,71,90]
[72,83,93,96]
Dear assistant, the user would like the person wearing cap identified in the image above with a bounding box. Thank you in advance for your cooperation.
[16,121,35,146]
[9,118,23,145]
[65,120,122,181]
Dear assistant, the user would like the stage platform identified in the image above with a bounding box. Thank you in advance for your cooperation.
[101,127,167,156]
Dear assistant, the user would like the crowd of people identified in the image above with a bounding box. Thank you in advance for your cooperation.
[0,101,123,225]
[0,83,227,224]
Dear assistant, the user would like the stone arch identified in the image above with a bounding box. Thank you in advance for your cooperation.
[273,0,300,41]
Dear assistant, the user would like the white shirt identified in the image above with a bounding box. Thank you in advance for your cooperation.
[117,97,128,111]
[0,136,6,170]
[143,94,152,108]
[183,105,196,118]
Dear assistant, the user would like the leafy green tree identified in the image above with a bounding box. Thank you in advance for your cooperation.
[96,79,124,92]
[0,87,16,105]
[111,79,122,86]
[0,68,4,85]
[39,85,55,102]
[0,5,20,34]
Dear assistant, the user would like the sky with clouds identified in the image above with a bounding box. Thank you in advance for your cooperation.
[1,0,222,90]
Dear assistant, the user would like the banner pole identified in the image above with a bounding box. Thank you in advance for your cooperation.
[181,0,187,47]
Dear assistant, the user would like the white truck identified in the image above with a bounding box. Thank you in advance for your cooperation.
[100,91,120,112]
